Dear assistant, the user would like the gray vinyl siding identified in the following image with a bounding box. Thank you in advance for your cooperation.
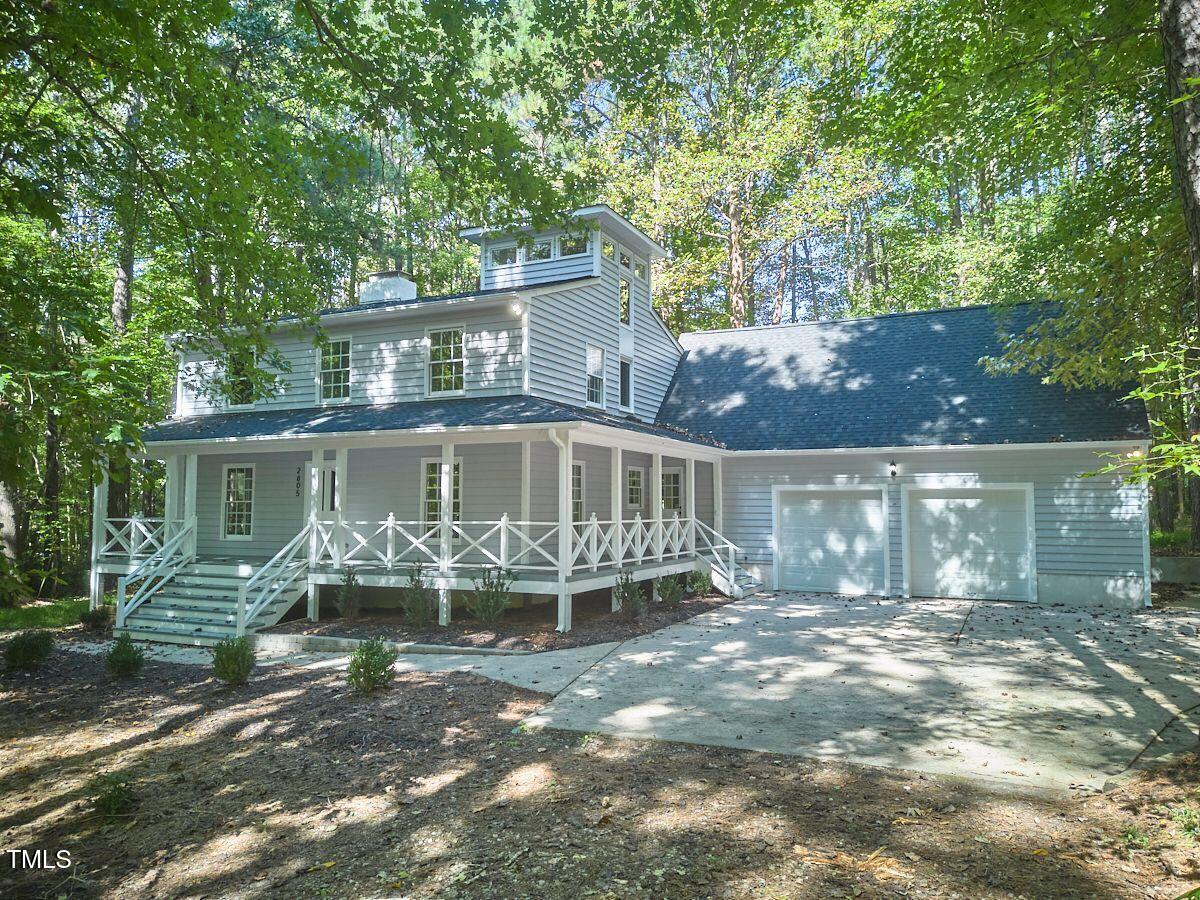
[195,451,308,558]
[178,305,523,416]
[695,460,715,526]
[721,445,1148,602]
[629,272,681,420]
[481,231,597,289]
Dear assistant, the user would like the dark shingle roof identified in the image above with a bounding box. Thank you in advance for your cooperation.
[143,394,722,448]
[655,303,1149,451]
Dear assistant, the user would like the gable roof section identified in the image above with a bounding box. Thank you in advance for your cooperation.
[655,303,1149,451]
[142,394,723,448]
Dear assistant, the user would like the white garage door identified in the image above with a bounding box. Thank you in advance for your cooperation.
[906,488,1032,601]
[777,489,886,594]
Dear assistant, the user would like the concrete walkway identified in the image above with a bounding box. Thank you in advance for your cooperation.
[64,639,617,694]
[526,594,1200,793]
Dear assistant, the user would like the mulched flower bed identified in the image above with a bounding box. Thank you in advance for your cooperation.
[268,589,739,651]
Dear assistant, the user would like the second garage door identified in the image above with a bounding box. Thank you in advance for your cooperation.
[777,488,887,594]
[906,488,1033,601]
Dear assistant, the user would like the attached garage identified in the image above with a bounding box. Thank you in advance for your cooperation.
[903,485,1035,602]
[774,487,888,595]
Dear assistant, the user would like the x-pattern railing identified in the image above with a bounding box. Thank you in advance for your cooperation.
[101,517,183,560]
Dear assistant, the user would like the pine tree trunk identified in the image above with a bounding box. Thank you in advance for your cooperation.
[771,246,789,325]
[0,478,21,566]
[1161,0,1200,548]
[727,189,750,328]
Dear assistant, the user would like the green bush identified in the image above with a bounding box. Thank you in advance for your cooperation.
[613,571,646,621]
[4,629,54,669]
[336,566,362,620]
[105,633,144,677]
[400,564,437,627]
[79,606,110,631]
[212,636,255,685]
[90,773,137,816]
[688,568,712,596]
[655,575,684,608]
[467,567,513,623]
[347,638,399,695]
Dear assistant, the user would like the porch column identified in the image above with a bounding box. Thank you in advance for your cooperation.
[162,455,181,528]
[89,460,110,610]
[610,445,622,612]
[651,452,663,561]
[307,448,321,620]
[182,453,198,558]
[713,457,724,535]
[332,447,348,567]
[555,429,573,632]
[438,440,454,626]
[520,440,531,523]
[685,456,696,555]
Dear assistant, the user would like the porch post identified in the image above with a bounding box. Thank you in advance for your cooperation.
[555,429,573,631]
[307,448,321,620]
[713,457,724,535]
[685,456,696,555]
[332,447,348,567]
[651,452,663,561]
[162,455,180,529]
[438,440,454,626]
[89,460,110,610]
[182,453,198,558]
[610,445,622,612]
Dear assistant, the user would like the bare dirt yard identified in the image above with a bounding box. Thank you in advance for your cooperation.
[270,589,737,651]
[2,646,1199,899]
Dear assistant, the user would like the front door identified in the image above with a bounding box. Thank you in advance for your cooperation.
[304,463,338,521]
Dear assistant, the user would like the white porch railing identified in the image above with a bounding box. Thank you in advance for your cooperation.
[100,517,185,560]
[236,522,312,636]
[115,519,196,628]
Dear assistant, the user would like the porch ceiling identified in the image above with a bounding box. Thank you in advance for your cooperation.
[142,395,726,455]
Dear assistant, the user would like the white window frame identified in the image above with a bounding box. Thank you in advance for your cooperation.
[487,243,518,268]
[626,465,644,510]
[220,463,255,541]
[634,258,648,281]
[558,232,590,258]
[419,456,463,532]
[572,461,586,524]
[601,238,616,261]
[316,336,352,405]
[585,344,605,408]
[619,357,634,411]
[619,277,632,326]
[661,467,683,515]
[425,325,466,397]
[224,352,258,411]
[526,238,553,262]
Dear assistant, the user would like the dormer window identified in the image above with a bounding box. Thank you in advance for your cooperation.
[602,239,615,260]
[319,338,351,403]
[428,327,465,395]
[634,259,647,281]
[527,239,552,261]
[619,251,631,270]
[619,279,631,325]
[489,245,517,267]
[586,345,605,407]
[559,233,588,257]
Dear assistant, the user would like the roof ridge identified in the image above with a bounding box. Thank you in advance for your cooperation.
[679,300,1049,339]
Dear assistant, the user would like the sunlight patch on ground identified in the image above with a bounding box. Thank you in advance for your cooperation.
[410,765,473,798]
[496,762,556,800]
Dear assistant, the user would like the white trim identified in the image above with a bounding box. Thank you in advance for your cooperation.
[585,343,606,409]
[571,459,586,522]
[460,204,669,259]
[521,304,531,395]
[661,465,683,514]
[771,484,890,596]
[899,481,1037,604]
[557,231,591,259]
[1140,479,1152,608]
[223,351,258,411]
[315,335,353,406]
[625,464,645,510]
[220,463,256,541]
[419,454,463,528]
[735,439,1150,457]
[424,324,466,398]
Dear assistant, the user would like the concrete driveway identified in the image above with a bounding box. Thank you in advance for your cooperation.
[527,593,1200,793]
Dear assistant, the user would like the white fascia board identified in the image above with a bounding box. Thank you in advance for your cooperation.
[573,422,724,461]
[461,205,668,259]
[731,439,1150,457]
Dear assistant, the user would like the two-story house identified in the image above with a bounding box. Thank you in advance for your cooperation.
[89,205,1151,645]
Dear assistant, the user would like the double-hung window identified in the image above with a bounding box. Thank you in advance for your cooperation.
[626,466,644,509]
[226,354,257,409]
[661,469,682,515]
[319,338,351,403]
[619,279,631,325]
[586,345,605,407]
[619,358,633,409]
[222,465,254,540]
[421,458,462,531]
[572,462,585,523]
[428,328,465,395]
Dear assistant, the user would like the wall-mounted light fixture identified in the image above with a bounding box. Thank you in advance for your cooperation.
[510,301,523,316]
[888,460,898,479]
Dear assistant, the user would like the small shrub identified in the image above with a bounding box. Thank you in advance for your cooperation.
[467,567,514,623]
[688,568,712,596]
[347,638,399,695]
[4,629,54,669]
[90,773,137,817]
[105,633,144,677]
[400,563,437,627]
[212,636,255,685]
[1171,804,1200,840]
[1122,825,1151,850]
[655,575,684,608]
[79,606,110,631]
[336,566,363,620]
[613,571,646,621]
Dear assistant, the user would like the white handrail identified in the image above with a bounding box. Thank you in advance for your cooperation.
[115,520,195,628]
[236,522,312,635]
